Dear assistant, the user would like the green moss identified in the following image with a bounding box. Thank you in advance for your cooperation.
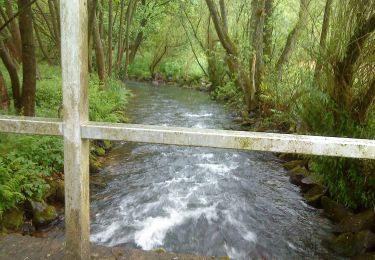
[1,208,24,231]
[89,157,102,174]
[32,202,57,227]
[237,138,253,149]
[153,248,167,253]
[95,147,106,156]
[103,140,113,150]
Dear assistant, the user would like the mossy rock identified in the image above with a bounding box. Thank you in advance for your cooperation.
[287,166,310,186]
[321,196,352,223]
[336,210,375,233]
[153,248,166,253]
[283,160,307,170]
[90,176,109,189]
[1,208,24,231]
[31,201,58,228]
[328,231,375,257]
[90,157,102,174]
[95,147,106,156]
[45,179,64,203]
[303,185,327,207]
[278,153,300,161]
[353,252,375,260]
[103,140,113,150]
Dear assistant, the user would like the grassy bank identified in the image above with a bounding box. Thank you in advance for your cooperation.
[0,64,131,222]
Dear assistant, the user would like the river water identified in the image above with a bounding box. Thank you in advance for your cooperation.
[89,82,334,259]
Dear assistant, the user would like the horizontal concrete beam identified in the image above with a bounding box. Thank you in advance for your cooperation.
[82,122,375,159]
[0,116,63,136]
[1,116,374,159]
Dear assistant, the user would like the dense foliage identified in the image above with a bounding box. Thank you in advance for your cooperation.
[0,64,130,215]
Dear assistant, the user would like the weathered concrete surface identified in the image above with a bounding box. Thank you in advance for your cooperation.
[0,235,215,260]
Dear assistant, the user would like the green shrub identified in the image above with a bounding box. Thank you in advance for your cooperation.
[89,75,131,123]
[0,64,131,216]
[0,153,48,215]
[298,82,375,209]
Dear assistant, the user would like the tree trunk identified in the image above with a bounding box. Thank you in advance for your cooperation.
[93,12,106,87]
[116,0,125,69]
[0,70,10,110]
[48,0,61,61]
[333,13,375,114]
[128,0,146,64]
[107,0,113,75]
[124,0,137,78]
[34,23,53,65]
[88,0,98,72]
[205,0,255,111]
[4,0,22,61]
[276,0,310,77]
[264,0,274,60]
[250,0,266,101]
[18,0,37,116]
[149,44,168,78]
[219,0,228,33]
[0,40,21,112]
[313,0,332,84]
[206,16,222,91]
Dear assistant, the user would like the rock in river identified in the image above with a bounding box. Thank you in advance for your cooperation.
[328,230,375,256]
[321,196,352,223]
[287,166,310,186]
[303,185,327,207]
[336,209,375,233]
[30,201,58,228]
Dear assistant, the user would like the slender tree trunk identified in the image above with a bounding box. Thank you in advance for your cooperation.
[4,0,22,61]
[107,0,113,75]
[129,0,147,64]
[18,0,37,116]
[48,0,61,61]
[264,0,274,60]
[34,23,53,65]
[313,0,332,84]
[124,0,137,78]
[219,0,228,33]
[99,1,104,38]
[276,0,310,77]
[0,70,10,110]
[149,45,168,78]
[88,0,98,72]
[116,0,125,69]
[0,40,21,112]
[93,12,106,87]
[250,0,266,101]
[206,16,221,90]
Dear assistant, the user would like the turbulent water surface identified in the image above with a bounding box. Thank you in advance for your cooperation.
[90,82,334,259]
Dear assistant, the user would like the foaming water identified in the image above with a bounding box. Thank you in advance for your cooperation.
[90,82,334,259]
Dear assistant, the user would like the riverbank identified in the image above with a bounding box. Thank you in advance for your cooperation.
[0,234,217,260]
[279,154,375,258]
[0,64,131,236]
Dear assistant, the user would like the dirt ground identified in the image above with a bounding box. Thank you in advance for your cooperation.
[0,234,218,260]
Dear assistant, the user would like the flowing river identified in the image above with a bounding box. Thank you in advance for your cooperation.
[89,82,335,259]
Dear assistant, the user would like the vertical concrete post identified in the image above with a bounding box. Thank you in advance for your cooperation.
[60,0,90,259]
